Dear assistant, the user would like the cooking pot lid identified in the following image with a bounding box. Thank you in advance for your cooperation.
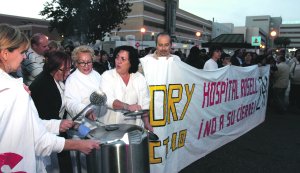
[123,109,149,117]
[88,124,145,144]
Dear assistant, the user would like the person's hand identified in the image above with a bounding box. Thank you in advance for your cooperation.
[142,112,153,131]
[59,119,75,132]
[77,140,100,154]
[144,121,154,132]
[127,104,142,112]
[85,109,97,121]
[23,84,31,95]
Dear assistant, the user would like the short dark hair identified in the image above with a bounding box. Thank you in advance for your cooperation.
[278,55,286,62]
[189,46,200,57]
[48,40,59,49]
[94,50,100,56]
[113,45,139,73]
[43,51,71,73]
[100,50,108,57]
[155,32,172,46]
[200,48,207,54]
[208,44,222,57]
[221,53,230,60]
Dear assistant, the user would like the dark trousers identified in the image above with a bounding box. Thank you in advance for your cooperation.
[289,84,300,109]
[272,88,287,112]
[58,132,73,173]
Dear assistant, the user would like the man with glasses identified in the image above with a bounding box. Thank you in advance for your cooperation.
[21,33,49,85]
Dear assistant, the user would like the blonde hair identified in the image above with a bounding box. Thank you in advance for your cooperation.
[0,23,29,52]
[71,45,94,62]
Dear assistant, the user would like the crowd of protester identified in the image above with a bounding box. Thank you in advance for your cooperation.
[179,45,300,115]
[16,31,300,118]
[1,23,300,172]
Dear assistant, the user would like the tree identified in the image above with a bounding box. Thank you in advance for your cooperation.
[40,0,132,43]
[274,37,291,49]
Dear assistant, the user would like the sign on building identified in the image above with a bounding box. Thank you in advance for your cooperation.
[251,36,261,46]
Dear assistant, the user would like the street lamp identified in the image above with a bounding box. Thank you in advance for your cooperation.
[270,30,277,48]
[140,27,146,50]
[270,30,277,37]
[196,31,201,46]
[151,32,155,41]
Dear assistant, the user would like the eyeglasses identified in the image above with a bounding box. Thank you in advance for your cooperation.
[77,61,93,67]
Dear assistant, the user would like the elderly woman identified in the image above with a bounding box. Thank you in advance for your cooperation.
[0,24,99,173]
[64,45,103,121]
[100,45,152,130]
[64,45,104,173]
[29,51,73,173]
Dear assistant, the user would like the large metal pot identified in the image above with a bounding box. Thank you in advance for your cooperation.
[86,124,150,173]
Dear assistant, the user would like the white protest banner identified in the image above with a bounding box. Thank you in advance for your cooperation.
[142,60,270,173]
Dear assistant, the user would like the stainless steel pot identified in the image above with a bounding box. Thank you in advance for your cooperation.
[86,124,150,173]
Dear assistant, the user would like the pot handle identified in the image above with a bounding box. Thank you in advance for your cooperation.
[148,130,159,141]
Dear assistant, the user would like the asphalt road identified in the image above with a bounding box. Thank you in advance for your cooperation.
[179,107,300,173]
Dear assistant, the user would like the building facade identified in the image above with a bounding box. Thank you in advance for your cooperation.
[280,23,300,49]
[212,22,234,39]
[246,15,282,35]
[245,15,282,49]
[112,0,212,44]
[233,26,267,47]
[0,13,61,40]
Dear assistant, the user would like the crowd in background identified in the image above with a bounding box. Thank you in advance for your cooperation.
[18,32,300,117]
[175,45,300,115]
[2,24,300,172]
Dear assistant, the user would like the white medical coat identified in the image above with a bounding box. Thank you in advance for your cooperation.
[100,69,150,126]
[64,69,102,118]
[0,69,65,173]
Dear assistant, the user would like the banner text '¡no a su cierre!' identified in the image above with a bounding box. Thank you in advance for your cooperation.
[197,77,259,140]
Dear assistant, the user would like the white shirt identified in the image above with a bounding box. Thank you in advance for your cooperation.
[0,69,65,173]
[140,53,181,85]
[55,80,66,119]
[273,62,290,88]
[100,69,150,126]
[140,53,181,122]
[64,69,102,118]
[290,60,300,84]
[21,48,45,86]
[237,56,243,65]
[203,58,218,71]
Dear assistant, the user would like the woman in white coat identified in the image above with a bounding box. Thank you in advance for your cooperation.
[65,45,104,121]
[100,45,153,131]
[0,24,99,173]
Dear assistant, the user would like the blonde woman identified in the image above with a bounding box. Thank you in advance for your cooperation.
[0,24,99,173]
[64,45,104,121]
